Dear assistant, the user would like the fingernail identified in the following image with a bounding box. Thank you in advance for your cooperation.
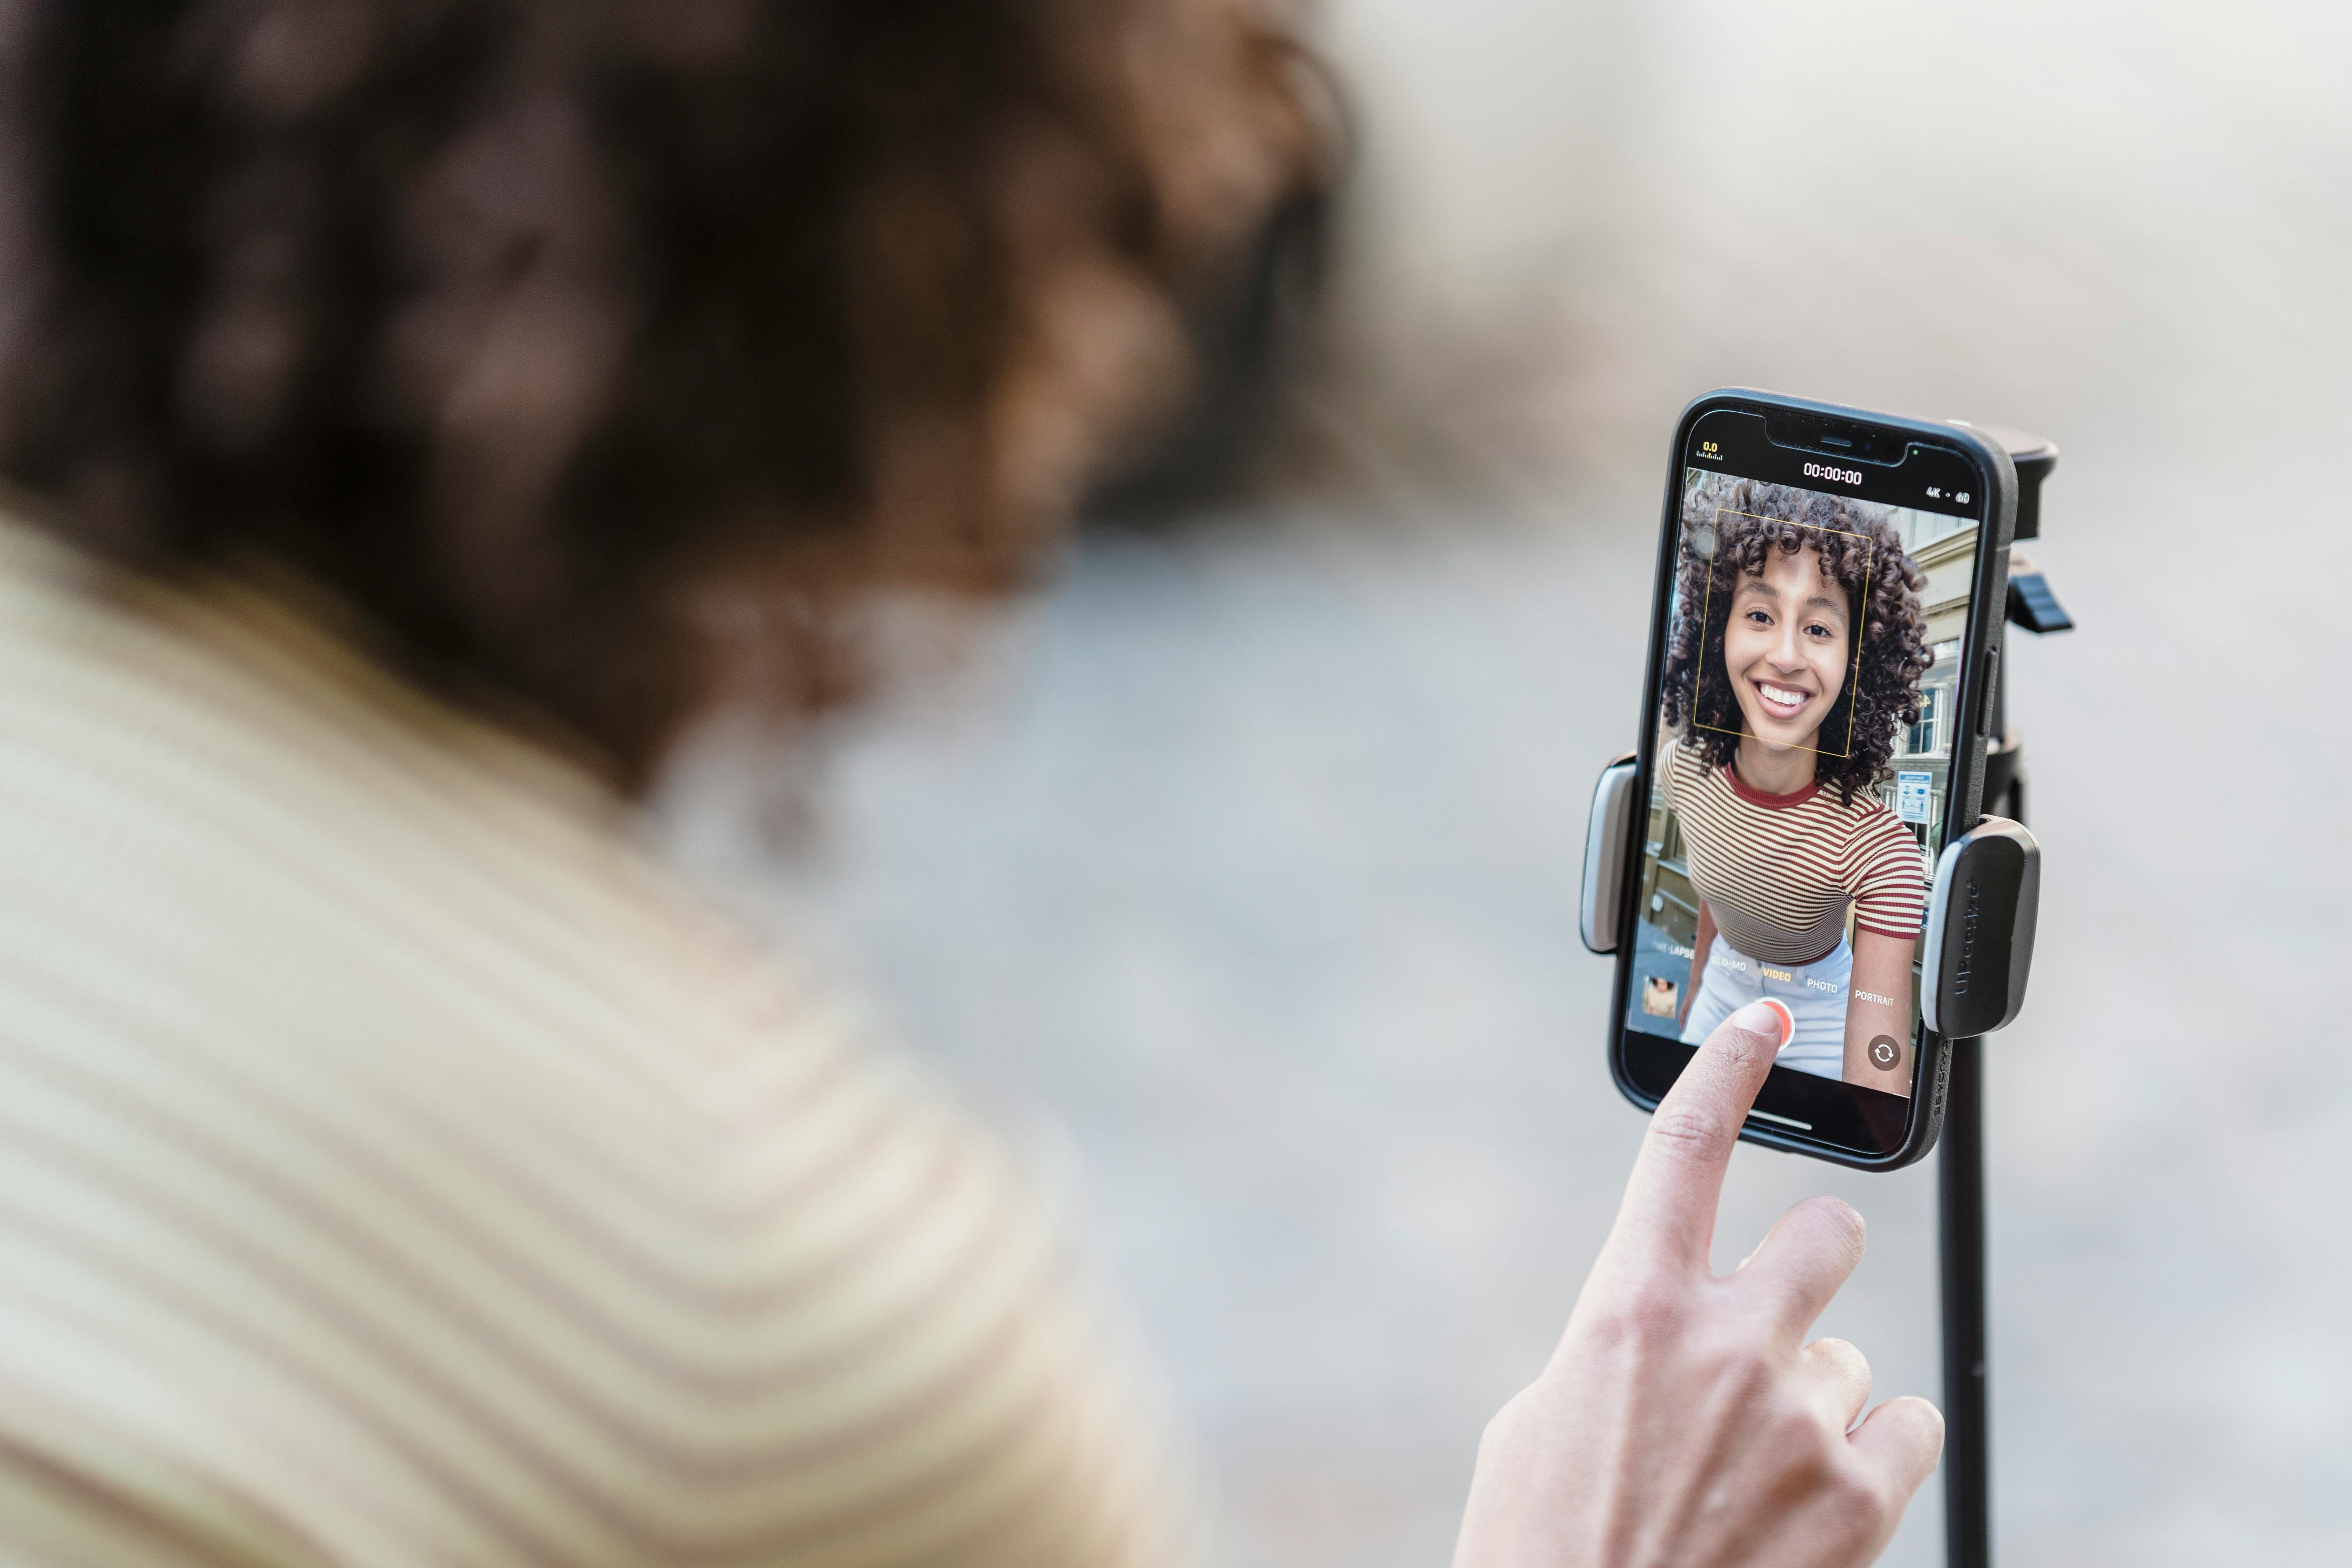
[1728,998,1793,1049]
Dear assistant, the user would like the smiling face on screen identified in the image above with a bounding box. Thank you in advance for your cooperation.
[1721,543,1851,758]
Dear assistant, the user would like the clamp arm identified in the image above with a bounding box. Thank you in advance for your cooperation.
[1579,752,1638,955]
[1579,757,2040,1036]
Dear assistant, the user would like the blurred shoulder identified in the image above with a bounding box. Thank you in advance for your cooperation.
[0,517,1189,1568]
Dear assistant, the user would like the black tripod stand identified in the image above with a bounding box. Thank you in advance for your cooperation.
[1940,429,2071,1568]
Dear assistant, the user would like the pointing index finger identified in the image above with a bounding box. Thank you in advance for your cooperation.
[1609,1000,1787,1270]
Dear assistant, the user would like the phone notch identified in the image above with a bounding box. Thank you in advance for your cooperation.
[1760,410,1909,466]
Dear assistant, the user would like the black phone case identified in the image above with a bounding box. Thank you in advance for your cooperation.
[1605,388,2018,1171]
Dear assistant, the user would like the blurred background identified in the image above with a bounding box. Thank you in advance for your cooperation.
[662,3,2352,1564]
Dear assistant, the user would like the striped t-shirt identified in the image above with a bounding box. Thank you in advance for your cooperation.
[1661,740,1926,965]
[0,521,1185,1568]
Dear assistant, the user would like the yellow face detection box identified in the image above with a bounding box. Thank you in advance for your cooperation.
[1688,507,1876,761]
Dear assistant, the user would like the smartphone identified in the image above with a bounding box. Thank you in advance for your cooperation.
[1607,390,2016,1169]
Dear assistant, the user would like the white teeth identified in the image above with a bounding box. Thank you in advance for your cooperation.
[1759,683,1809,706]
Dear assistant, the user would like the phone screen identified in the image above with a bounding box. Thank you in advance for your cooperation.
[1617,405,1996,1157]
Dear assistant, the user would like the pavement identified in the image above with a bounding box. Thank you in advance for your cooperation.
[637,0,2352,1556]
[656,441,2352,1566]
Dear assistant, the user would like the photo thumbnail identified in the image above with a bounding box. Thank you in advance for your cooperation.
[1641,976,1679,1018]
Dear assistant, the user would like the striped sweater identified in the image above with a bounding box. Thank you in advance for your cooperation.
[1660,740,1926,966]
[0,521,1182,1568]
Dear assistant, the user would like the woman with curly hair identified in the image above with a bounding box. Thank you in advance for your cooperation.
[0,3,1950,1560]
[1660,477,1936,1092]
[0,2,1332,1563]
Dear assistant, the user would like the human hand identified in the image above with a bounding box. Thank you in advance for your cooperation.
[1452,1000,1943,1568]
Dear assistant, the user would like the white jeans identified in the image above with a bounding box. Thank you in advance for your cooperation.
[1680,935,1852,1081]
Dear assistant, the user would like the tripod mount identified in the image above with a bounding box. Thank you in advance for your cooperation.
[1579,427,2070,1568]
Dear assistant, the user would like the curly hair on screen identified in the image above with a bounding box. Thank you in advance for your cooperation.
[1659,478,1933,805]
[0,0,1322,786]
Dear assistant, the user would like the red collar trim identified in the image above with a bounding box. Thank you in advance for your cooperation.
[1720,764,1822,810]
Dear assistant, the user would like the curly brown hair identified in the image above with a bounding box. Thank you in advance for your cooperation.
[0,0,1323,787]
[1659,476,1933,805]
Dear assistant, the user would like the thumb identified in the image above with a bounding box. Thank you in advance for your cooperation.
[1847,1395,1944,1502]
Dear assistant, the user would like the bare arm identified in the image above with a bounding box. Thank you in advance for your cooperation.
[1841,927,1915,1090]
[1680,899,1715,1027]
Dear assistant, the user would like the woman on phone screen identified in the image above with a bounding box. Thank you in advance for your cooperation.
[1660,481,1936,1093]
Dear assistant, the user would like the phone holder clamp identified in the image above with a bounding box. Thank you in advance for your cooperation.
[1578,758,2040,1040]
